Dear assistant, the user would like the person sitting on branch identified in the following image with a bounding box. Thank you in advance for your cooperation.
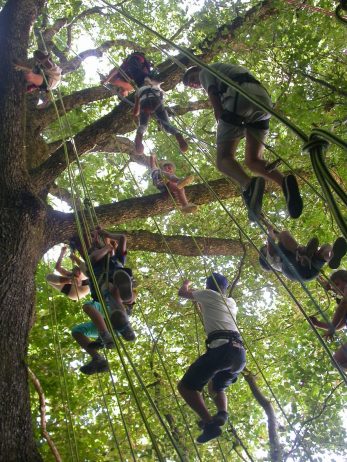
[259,224,347,281]
[309,270,347,370]
[150,154,197,213]
[14,49,62,106]
[101,51,155,97]
[133,78,188,155]
[71,229,136,375]
[46,246,90,301]
[177,273,246,443]
[182,63,303,222]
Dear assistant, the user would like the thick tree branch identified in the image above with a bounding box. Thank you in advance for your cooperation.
[112,229,246,256]
[28,368,62,462]
[298,70,347,98]
[243,369,282,462]
[45,178,240,246]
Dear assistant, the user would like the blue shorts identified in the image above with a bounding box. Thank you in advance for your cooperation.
[71,299,110,338]
[180,342,246,392]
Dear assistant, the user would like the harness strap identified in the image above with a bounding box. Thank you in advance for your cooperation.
[205,330,244,347]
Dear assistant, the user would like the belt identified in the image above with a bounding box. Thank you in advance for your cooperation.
[205,330,244,348]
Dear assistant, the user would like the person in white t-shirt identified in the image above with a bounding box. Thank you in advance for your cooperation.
[177,272,246,443]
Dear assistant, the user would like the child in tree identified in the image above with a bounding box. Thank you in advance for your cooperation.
[150,154,197,213]
[101,51,153,97]
[177,273,246,443]
[259,225,347,281]
[46,246,90,301]
[71,229,136,375]
[309,270,347,370]
[133,78,188,155]
[14,50,62,105]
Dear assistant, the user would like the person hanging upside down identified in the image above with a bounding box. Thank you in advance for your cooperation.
[101,51,154,97]
[309,270,347,370]
[150,154,197,213]
[259,224,347,281]
[71,229,136,375]
[182,64,303,222]
[14,49,62,106]
[46,246,90,301]
[177,273,246,443]
[133,78,188,155]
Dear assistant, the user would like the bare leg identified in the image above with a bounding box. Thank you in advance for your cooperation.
[177,382,213,424]
[83,304,108,332]
[167,181,189,207]
[72,331,99,358]
[277,230,299,253]
[334,344,347,369]
[216,139,251,189]
[245,129,283,186]
[208,381,227,413]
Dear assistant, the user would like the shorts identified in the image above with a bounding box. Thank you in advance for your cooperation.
[71,299,110,338]
[278,243,325,281]
[217,84,272,143]
[180,342,246,392]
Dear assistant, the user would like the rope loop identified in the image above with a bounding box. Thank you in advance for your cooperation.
[302,135,329,153]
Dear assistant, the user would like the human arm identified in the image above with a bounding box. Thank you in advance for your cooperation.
[150,154,158,170]
[54,246,72,277]
[309,293,347,336]
[207,86,223,122]
[133,95,140,117]
[99,230,127,255]
[178,279,195,300]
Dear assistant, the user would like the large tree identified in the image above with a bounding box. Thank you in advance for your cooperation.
[0,0,346,460]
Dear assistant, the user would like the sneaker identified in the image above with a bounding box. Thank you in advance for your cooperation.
[181,203,198,214]
[196,422,222,444]
[99,331,116,349]
[212,411,229,426]
[329,237,347,269]
[177,175,194,190]
[242,177,265,222]
[80,356,109,375]
[135,132,144,154]
[113,270,133,302]
[282,174,303,219]
[110,310,136,341]
[175,133,188,152]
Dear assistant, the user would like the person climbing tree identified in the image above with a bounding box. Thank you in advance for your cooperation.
[133,77,188,154]
[101,51,154,96]
[46,246,90,301]
[150,154,197,213]
[71,229,136,375]
[182,64,303,221]
[14,49,62,106]
[177,273,246,443]
[309,270,347,370]
[259,224,347,281]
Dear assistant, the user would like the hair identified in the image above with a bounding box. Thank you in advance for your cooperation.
[330,269,347,283]
[140,96,161,114]
[160,160,176,171]
[206,272,228,294]
[182,66,200,86]
[258,245,272,272]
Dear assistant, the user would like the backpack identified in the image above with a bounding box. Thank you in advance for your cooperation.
[120,52,152,86]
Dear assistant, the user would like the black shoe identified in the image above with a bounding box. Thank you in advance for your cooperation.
[113,270,133,302]
[242,177,265,222]
[80,357,109,375]
[282,174,303,219]
[212,411,229,426]
[196,422,222,444]
[329,237,347,269]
